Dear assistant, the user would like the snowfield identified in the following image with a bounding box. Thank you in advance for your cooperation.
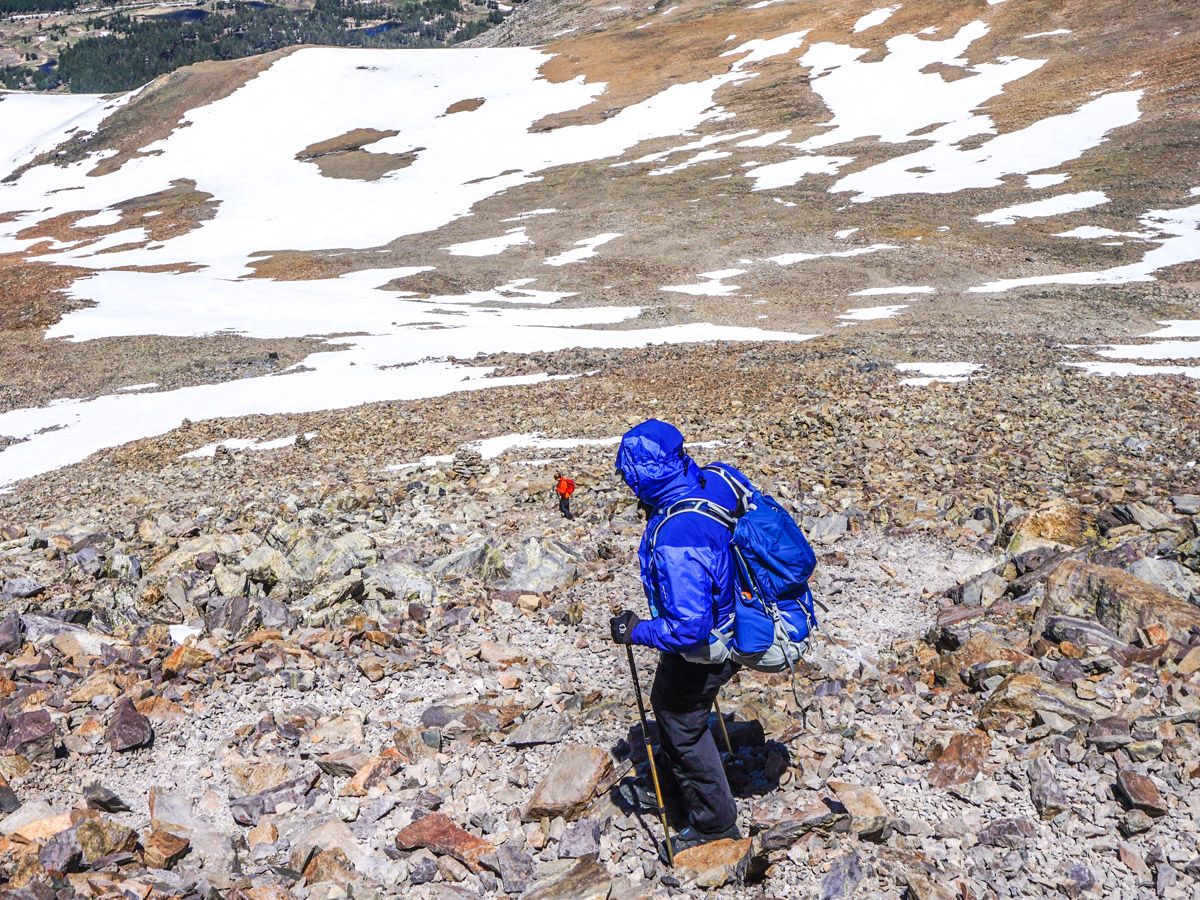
[0,45,820,485]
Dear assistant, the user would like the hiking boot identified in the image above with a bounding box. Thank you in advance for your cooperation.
[617,778,659,812]
[660,823,742,864]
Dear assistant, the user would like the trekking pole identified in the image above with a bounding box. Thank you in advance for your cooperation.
[712,696,734,758]
[624,643,673,867]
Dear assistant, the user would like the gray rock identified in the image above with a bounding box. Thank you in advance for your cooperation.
[427,540,506,582]
[507,713,571,748]
[522,745,612,822]
[230,772,318,826]
[1087,716,1131,750]
[1027,756,1070,819]
[1043,616,1134,659]
[1114,502,1179,532]
[520,856,611,900]
[363,561,438,606]
[85,783,130,813]
[1171,495,1200,515]
[2,577,45,599]
[1127,557,1194,600]
[1119,809,1154,836]
[956,570,1008,608]
[557,819,601,859]
[759,803,845,850]
[809,513,849,546]
[187,828,241,889]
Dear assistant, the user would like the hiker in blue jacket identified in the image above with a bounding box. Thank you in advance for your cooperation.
[609,418,748,858]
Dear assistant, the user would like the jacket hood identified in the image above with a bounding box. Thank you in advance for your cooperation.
[615,419,701,508]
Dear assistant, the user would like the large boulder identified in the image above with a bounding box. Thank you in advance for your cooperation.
[1036,560,1200,644]
[1006,500,1095,553]
[426,540,506,582]
[522,745,612,822]
[502,539,582,595]
[238,523,377,590]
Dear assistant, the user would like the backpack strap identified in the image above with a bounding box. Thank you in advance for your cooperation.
[649,498,735,549]
[702,464,752,515]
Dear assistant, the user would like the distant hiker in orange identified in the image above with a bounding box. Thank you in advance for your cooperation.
[554,473,576,520]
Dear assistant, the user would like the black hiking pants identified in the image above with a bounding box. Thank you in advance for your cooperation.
[558,495,574,519]
[650,652,739,834]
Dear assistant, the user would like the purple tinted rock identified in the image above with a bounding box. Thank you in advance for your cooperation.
[229,772,317,827]
[0,612,24,654]
[978,817,1040,849]
[819,851,863,900]
[1051,658,1086,683]
[3,709,56,760]
[558,819,601,859]
[39,826,83,875]
[496,844,535,893]
[2,578,45,599]
[106,699,153,752]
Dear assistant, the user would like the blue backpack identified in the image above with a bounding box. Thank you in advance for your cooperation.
[650,465,819,677]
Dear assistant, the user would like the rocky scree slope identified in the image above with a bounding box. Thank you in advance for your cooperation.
[0,435,1197,897]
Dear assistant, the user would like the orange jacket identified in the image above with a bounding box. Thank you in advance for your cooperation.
[555,477,575,498]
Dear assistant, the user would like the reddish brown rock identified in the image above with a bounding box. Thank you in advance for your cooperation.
[303,848,358,886]
[394,812,494,872]
[927,730,991,789]
[341,750,402,797]
[673,837,752,888]
[163,644,214,679]
[142,830,190,869]
[1116,768,1169,817]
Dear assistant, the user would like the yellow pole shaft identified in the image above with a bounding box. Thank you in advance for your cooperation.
[713,696,734,757]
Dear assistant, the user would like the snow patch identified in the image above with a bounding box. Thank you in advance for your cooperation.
[662,269,746,296]
[837,304,907,322]
[975,191,1109,225]
[853,5,900,33]
[1026,173,1068,189]
[850,285,933,296]
[896,362,980,385]
[445,227,531,257]
[971,201,1200,291]
[768,243,897,266]
[544,232,622,266]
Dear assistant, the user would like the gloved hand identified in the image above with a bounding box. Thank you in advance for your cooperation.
[610,610,640,644]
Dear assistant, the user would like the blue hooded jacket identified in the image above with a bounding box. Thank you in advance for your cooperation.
[615,419,750,654]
